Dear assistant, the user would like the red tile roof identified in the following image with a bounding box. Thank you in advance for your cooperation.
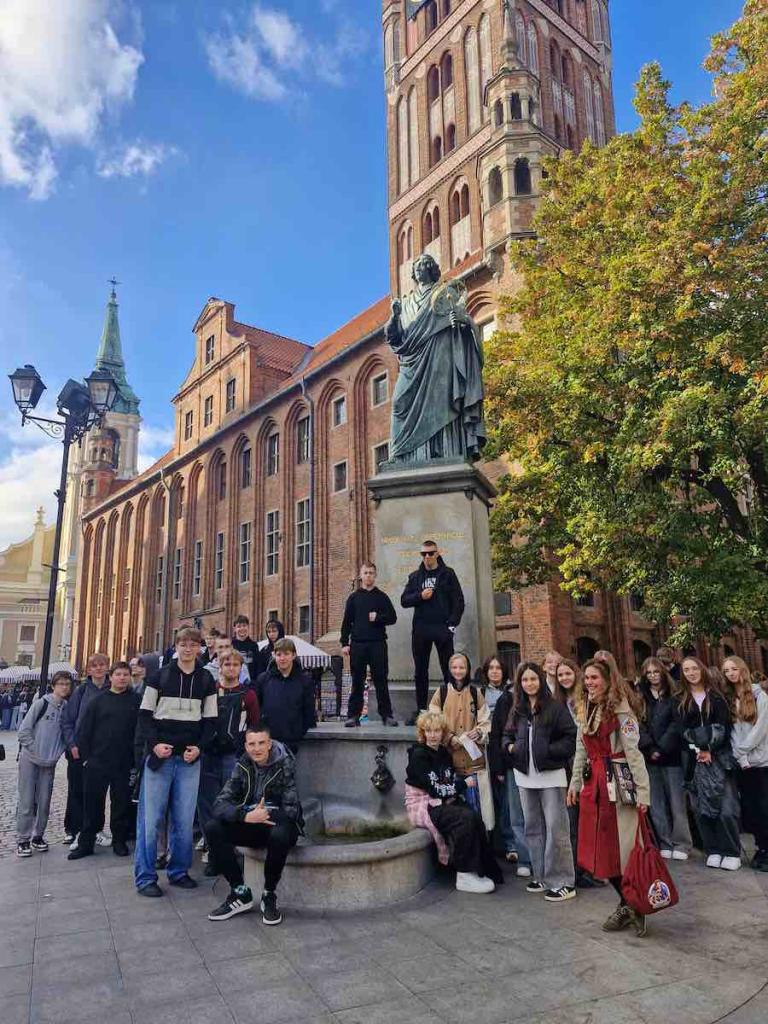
[237,323,311,374]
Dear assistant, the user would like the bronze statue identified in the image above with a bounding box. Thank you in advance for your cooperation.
[385,254,486,465]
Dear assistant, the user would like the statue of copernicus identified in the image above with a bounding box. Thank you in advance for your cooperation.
[385,253,486,465]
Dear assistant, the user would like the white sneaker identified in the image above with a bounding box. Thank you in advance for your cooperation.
[456,872,496,894]
[721,856,741,871]
[195,837,206,851]
[69,833,80,851]
[516,865,532,878]
[660,849,673,860]
[706,854,722,869]
[95,832,112,847]
[201,850,209,864]
[672,850,689,861]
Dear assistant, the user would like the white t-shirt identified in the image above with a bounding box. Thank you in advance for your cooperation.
[693,690,706,708]
[514,721,567,790]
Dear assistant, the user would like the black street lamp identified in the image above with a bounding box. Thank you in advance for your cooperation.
[8,363,118,693]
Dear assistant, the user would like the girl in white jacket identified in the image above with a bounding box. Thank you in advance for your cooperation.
[724,656,768,872]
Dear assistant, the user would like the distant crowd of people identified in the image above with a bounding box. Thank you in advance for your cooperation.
[10,538,768,937]
[0,684,35,730]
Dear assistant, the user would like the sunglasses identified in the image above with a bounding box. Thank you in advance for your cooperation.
[421,550,437,557]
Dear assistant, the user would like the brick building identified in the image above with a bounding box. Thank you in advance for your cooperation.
[72,0,768,678]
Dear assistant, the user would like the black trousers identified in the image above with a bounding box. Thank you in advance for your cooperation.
[347,641,393,720]
[206,817,299,892]
[64,755,85,835]
[80,760,133,848]
[737,766,768,851]
[412,627,454,710]
[429,802,502,882]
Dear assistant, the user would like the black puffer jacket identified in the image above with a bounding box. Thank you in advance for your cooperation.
[637,683,684,767]
[489,687,515,774]
[503,700,576,775]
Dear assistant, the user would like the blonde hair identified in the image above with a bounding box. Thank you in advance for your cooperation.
[219,649,244,666]
[416,709,448,744]
[723,656,757,724]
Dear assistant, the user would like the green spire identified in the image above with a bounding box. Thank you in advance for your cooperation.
[95,280,139,415]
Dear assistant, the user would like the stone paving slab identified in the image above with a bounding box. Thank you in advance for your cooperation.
[1,723,768,1024]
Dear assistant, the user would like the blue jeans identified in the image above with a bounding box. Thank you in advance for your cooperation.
[502,769,531,867]
[197,751,237,835]
[1,708,12,730]
[134,755,201,890]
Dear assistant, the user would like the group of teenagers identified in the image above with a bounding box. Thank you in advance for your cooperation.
[403,644,768,938]
[14,619,317,925]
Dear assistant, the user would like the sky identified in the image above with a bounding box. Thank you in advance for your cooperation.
[0,0,746,550]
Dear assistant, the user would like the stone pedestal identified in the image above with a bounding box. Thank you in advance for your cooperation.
[367,459,497,686]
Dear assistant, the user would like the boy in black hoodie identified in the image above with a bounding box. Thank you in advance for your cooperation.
[341,562,398,727]
[68,662,139,860]
[253,618,285,679]
[401,540,465,724]
[232,615,262,683]
[255,638,316,753]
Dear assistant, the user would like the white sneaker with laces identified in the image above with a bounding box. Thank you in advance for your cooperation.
[660,849,673,859]
[69,833,80,851]
[706,854,722,869]
[721,856,741,871]
[456,872,495,894]
[672,850,689,861]
[516,865,532,878]
[95,832,112,847]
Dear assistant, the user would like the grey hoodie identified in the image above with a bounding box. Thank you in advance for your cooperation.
[18,694,68,767]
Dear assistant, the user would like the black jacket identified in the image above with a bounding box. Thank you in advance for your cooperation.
[489,687,515,774]
[637,683,683,767]
[255,661,316,747]
[253,620,286,679]
[401,557,465,631]
[212,741,303,828]
[503,700,576,775]
[232,636,261,681]
[78,688,139,768]
[340,587,397,645]
[406,743,466,800]
[679,689,732,777]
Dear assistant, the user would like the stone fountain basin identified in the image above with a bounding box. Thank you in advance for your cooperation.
[243,722,437,910]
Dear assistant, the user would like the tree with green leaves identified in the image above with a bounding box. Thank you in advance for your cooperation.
[485,1,768,645]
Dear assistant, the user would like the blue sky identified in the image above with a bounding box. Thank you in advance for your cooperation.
[0,0,746,548]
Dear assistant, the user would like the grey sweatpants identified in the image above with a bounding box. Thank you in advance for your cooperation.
[17,751,56,842]
[648,764,692,852]
[519,785,575,890]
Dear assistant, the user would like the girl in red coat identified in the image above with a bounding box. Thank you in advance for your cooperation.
[567,658,650,935]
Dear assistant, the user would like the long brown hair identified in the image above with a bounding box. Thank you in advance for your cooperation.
[594,649,644,717]
[723,656,757,725]
[554,658,582,706]
[678,656,712,715]
[577,658,637,726]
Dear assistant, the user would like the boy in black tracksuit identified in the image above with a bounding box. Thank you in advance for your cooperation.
[69,662,139,860]
[341,562,398,727]
[401,541,465,721]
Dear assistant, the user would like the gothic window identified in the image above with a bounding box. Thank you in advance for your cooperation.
[460,183,470,218]
[214,533,224,589]
[432,135,443,164]
[450,190,460,225]
[427,65,440,104]
[266,433,279,475]
[332,395,347,427]
[493,99,503,126]
[440,51,453,89]
[593,80,606,144]
[424,210,434,244]
[528,24,539,75]
[516,12,526,65]
[397,96,408,194]
[295,499,311,568]
[426,1,438,34]
[464,27,481,134]
[239,522,251,584]
[550,41,561,80]
[479,15,492,107]
[296,416,310,464]
[265,511,279,576]
[240,446,252,488]
[432,206,440,237]
[371,373,389,407]
[591,0,602,42]
[583,70,595,140]
[488,167,503,206]
[562,51,573,88]
[510,93,523,120]
[217,460,227,500]
[514,158,532,195]
[408,86,419,183]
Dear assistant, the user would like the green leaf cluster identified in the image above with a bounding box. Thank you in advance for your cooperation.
[485,1,768,643]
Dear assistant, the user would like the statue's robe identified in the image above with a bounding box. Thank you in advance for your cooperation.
[386,284,486,463]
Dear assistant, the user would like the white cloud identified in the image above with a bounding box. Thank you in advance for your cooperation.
[205,3,368,102]
[137,423,174,472]
[97,140,178,179]
[0,0,146,198]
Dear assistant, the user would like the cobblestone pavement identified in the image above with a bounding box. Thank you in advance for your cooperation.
[0,731,68,857]
[1,729,767,1024]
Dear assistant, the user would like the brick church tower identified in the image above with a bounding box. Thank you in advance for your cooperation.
[383,0,613,333]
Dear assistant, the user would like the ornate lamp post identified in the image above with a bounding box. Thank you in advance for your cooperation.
[8,364,118,692]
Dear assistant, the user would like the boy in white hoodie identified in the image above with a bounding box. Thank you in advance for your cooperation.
[16,672,72,857]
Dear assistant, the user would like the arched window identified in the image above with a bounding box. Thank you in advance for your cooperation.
[397,96,408,193]
[488,166,503,206]
[515,12,526,65]
[426,0,438,34]
[514,158,532,195]
[440,51,453,89]
[577,636,600,664]
[550,41,561,80]
[464,27,481,134]
[562,51,573,88]
[554,113,562,141]
[479,15,492,108]
[493,99,504,126]
[450,189,461,225]
[424,210,433,244]
[528,23,539,75]
[510,92,523,120]
[566,124,575,149]
[432,135,443,164]
[427,65,440,104]
[445,122,456,152]
[593,80,606,145]
[460,184,470,218]
[432,206,440,237]
[408,86,419,183]
[583,69,595,140]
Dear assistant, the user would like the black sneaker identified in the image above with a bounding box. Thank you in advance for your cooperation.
[17,841,32,858]
[30,837,49,852]
[67,845,94,861]
[169,874,198,889]
[208,886,254,921]
[544,886,576,902]
[112,840,130,857]
[344,717,361,728]
[525,880,546,894]
[381,716,399,727]
[260,890,282,925]
[137,882,164,898]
